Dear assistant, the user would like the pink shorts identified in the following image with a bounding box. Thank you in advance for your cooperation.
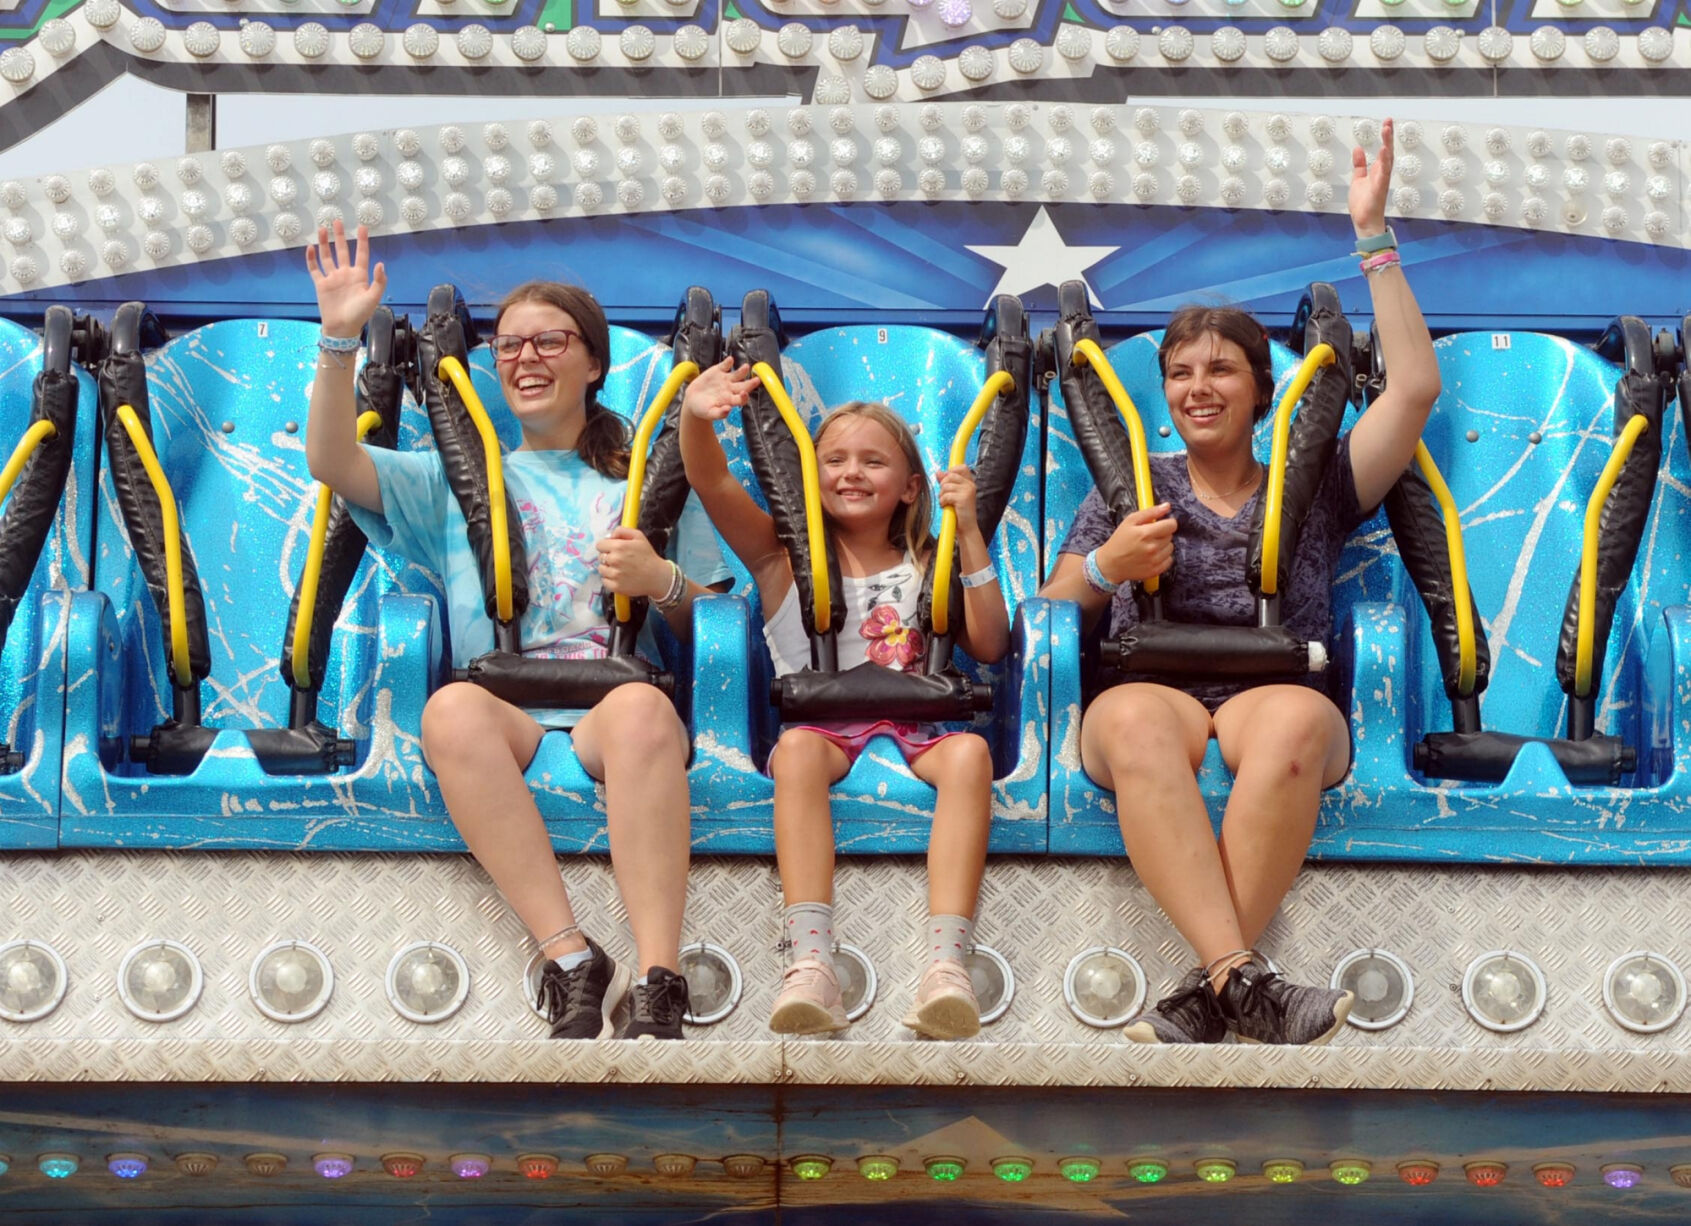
[771,720,961,772]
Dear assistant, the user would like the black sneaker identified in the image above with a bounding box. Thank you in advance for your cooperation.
[624,966,690,1040]
[1121,967,1228,1044]
[1219,960,1354,1046]
[536,939,631,1040]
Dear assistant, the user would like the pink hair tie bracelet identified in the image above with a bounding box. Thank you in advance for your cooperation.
[1360,250,1402,276]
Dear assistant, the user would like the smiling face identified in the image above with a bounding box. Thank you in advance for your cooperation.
[815,410,923,544]
[1162,331,1262,456]
[492,299,603,446]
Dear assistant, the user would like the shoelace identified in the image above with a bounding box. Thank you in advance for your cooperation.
[537,961,590,1024]
[923,963,973,995]
[637,978,687,1024]
[1156,978,1219,1022]
[1226,967,1285,1019]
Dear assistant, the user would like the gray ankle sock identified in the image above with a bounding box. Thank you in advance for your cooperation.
[782,902,836,968]
[925,913,972,967]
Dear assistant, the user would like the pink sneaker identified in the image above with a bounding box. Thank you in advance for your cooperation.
[902,960,981,1040]
[769,958,850,1035]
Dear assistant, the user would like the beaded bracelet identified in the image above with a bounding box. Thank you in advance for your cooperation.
[1082,549,1120,596]
[653,560,687,612]
[959,564,999,589]
[1360,250,1402,276]
[318,332,362,353]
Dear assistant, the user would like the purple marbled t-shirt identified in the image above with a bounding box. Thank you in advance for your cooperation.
[1058,435,1366,710]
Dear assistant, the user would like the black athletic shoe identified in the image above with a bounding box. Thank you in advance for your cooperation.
[1219,960,1354,1046]
[1121,966,1228,1045]
[536,939,631,1040]
[624,966,690,1040]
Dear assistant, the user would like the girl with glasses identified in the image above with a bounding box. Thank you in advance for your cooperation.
[305,221,731,1041]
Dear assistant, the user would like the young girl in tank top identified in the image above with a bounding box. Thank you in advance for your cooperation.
[681,364,1011,1039]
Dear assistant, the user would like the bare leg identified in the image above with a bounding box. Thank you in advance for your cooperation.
[1080,684,1246,980]
[909,733,995,918]
[571,683,694,976]
[421,683,581,960]
[768,729,851,906]
[1211,686,1350,947]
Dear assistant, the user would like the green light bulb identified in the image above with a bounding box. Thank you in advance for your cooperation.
[925,1157,965,1182]
[790,1156,831,1181]
[857,1156,898,1182]
[1129,1160,1168,1184]
[1060,1157,1100,1183]
[1331,1160,1372,1186]
[992,1157,1033,1183]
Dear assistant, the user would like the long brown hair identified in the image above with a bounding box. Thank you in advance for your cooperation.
[494,281,629,479]
[1157,305,1276,423]
[814,401,934,574]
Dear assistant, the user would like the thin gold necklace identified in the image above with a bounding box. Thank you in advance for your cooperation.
[1187,459,1261,501]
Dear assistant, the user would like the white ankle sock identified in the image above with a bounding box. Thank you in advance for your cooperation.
[926,913,972,966]
[554,946,591,973]
[783,902,836,967]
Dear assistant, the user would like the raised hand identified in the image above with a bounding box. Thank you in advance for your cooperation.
[305,219,388,339]
[1349,117,1394,240]
[1098,503,1177,584]
[595,525,671,599]
[682,356,760,421]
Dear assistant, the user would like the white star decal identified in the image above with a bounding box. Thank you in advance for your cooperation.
[966,206,1119,307]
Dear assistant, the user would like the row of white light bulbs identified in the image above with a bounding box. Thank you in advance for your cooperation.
[0,8,1682,83]
[2,936,1685,1039]
[0,109,1677,265]
[0,935,1006,1029]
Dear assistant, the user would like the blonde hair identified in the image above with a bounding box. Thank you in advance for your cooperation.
[813,400,933,573]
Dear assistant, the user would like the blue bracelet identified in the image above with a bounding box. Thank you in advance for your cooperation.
[318,332,362,353]
[1083,549,1120,596]
[959,564,999,589]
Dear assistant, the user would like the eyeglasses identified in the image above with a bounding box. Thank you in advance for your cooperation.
[488,329,585,362]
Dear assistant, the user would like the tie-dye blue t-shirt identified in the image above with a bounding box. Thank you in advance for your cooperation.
[350,445,732,670]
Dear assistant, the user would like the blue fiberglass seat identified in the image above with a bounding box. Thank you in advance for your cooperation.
[689,295,1048,853]
[1043,299,1374,855]
[61,308,450,849]
[1332,321,1691,863]
[0,309,98,847]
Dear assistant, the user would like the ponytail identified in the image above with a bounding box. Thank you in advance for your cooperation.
[576,405,631,480]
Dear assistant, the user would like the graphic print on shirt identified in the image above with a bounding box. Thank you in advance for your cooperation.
[514,488,621,660]
[859,564,923,670]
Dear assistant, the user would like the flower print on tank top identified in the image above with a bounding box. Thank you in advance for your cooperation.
[858,559,924,671]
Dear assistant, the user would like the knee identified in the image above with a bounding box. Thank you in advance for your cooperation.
[770,729,837,784]
[1085,693,1191,776]
[1244,692,1341,778]
[926,734,995,791]
[593,684,689,765]
[421,682,500,765]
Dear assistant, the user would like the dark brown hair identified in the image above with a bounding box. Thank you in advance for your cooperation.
[1157,305,1276,423]
[495,281,629,479]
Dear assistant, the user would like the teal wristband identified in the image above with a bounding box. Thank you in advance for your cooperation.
[1353,227,1397,255]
